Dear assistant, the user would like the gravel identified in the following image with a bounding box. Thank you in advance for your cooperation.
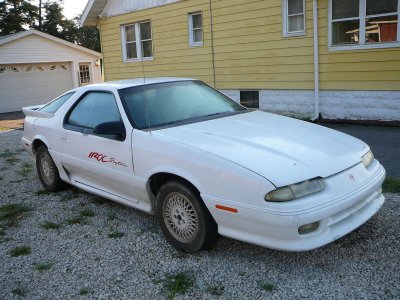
[0,130,399,299]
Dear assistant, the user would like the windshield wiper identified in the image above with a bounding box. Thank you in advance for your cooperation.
[205,112,229,118]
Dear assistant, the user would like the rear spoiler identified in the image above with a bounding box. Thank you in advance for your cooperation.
[22,105,54,118]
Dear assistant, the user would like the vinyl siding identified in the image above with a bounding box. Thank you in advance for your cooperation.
[317,1,400,91]
[99,0,214,85]
[98,0,400,91]
[210,0,314,89]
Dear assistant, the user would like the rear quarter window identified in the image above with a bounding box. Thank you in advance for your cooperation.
[39,92,75,113]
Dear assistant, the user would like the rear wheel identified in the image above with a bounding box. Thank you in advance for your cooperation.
[36,145,64,192]
[156,181,218,252]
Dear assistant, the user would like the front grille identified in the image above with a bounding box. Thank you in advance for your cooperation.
[328,190,380,228]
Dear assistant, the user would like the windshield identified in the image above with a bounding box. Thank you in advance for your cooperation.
[119,80,247,129]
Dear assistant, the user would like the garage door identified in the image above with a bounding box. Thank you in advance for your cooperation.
[0,62,73,113]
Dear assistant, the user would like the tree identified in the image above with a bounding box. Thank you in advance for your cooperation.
[0,0,38,35]
[39,1,100,52]
[78,25,101,53]
[0,0,100,53]
[73,17,101,53]
[40,0,65,38]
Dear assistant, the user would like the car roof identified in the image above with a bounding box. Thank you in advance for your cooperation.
[83,77,195,90]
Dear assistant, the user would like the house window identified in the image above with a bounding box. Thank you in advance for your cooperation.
[283,0,306,36]
[189,12,203,46]
[79,64,91,86]
[240,91,259,109]
[330,0,400,49]
[122,21,153,61]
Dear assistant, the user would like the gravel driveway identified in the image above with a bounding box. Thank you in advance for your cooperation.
[1,130,399,299]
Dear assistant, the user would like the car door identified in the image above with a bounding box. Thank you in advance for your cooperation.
[58,90,136,203]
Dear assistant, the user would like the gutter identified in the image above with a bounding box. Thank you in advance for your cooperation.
[311,0,320,121]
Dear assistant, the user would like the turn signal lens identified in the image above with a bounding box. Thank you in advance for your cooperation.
[362,150,374,168]
[298,222,320,235]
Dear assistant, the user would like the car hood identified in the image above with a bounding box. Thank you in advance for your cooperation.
[155,111,368,187]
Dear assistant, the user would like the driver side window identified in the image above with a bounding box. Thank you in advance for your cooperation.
[66,92,121,130]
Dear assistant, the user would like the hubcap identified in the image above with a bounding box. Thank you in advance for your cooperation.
[163,192,198,243]
[39,152,54,185]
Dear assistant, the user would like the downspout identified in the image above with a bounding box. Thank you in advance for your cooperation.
[97,23,106,82]
[209,0,216,88]
[311,0,320,121]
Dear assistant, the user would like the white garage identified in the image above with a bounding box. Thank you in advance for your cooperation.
[0,29,102,113]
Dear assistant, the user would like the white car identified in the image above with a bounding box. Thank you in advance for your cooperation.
[22,78,385,252]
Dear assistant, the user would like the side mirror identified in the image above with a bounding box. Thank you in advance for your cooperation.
[94,121,126,140]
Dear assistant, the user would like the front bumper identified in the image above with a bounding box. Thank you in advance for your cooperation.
[203,161,386,251]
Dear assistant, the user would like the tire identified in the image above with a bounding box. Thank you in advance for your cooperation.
[156,181,219,252]
[36,145,64,192]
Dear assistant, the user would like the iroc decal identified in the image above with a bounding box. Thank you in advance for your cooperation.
[88,152,128,167]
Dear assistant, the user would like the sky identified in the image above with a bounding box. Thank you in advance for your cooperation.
[62,0,88,19]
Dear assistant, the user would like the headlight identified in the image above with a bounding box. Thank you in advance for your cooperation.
[265,178,325,202]
[362,150,374,168]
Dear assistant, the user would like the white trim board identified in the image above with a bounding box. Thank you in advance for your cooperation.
[219,89,400,121]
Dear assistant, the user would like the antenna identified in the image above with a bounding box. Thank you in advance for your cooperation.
[141,55,146,84]
[146,89,151,133]
[140,53,151,133]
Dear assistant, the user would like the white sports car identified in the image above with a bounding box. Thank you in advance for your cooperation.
[22,78,385,252]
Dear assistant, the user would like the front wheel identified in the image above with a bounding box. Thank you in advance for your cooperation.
[156,181,218,252]
[36,145,64,192]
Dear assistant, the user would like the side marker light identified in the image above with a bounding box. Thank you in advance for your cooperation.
[215,205,238,213]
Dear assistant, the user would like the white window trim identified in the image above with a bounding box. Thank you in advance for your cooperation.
[188,12,204,47]
[78,62,92,86]
[282,0,306,37]
[328,0,400,51]
[121,21,154,62]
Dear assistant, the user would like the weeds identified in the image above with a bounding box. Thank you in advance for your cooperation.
[67,216,84,225]
[18,163,32,177]
[0,149,14,158]
[155,272,194,300]
[10,179,23,184]
[79,288,89,295]
[40,221,62,230]
[12,288,28,297]
[108,231,125,239]
[35,190,53,196]
[107,213,118,221]
[91,196,108,205]
[10,245,31,257]
[34,262,53,272]
[0,203,32,228]
[0,227,7,242]
[383,177,400,194]
[260,282,276,292]
[79,209,95,218]
[66,208,96,225]
[207,285,225,296]
[61,188,83,201]
[6,157,19,165]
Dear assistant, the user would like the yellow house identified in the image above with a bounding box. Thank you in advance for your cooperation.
[81,0,400,121]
